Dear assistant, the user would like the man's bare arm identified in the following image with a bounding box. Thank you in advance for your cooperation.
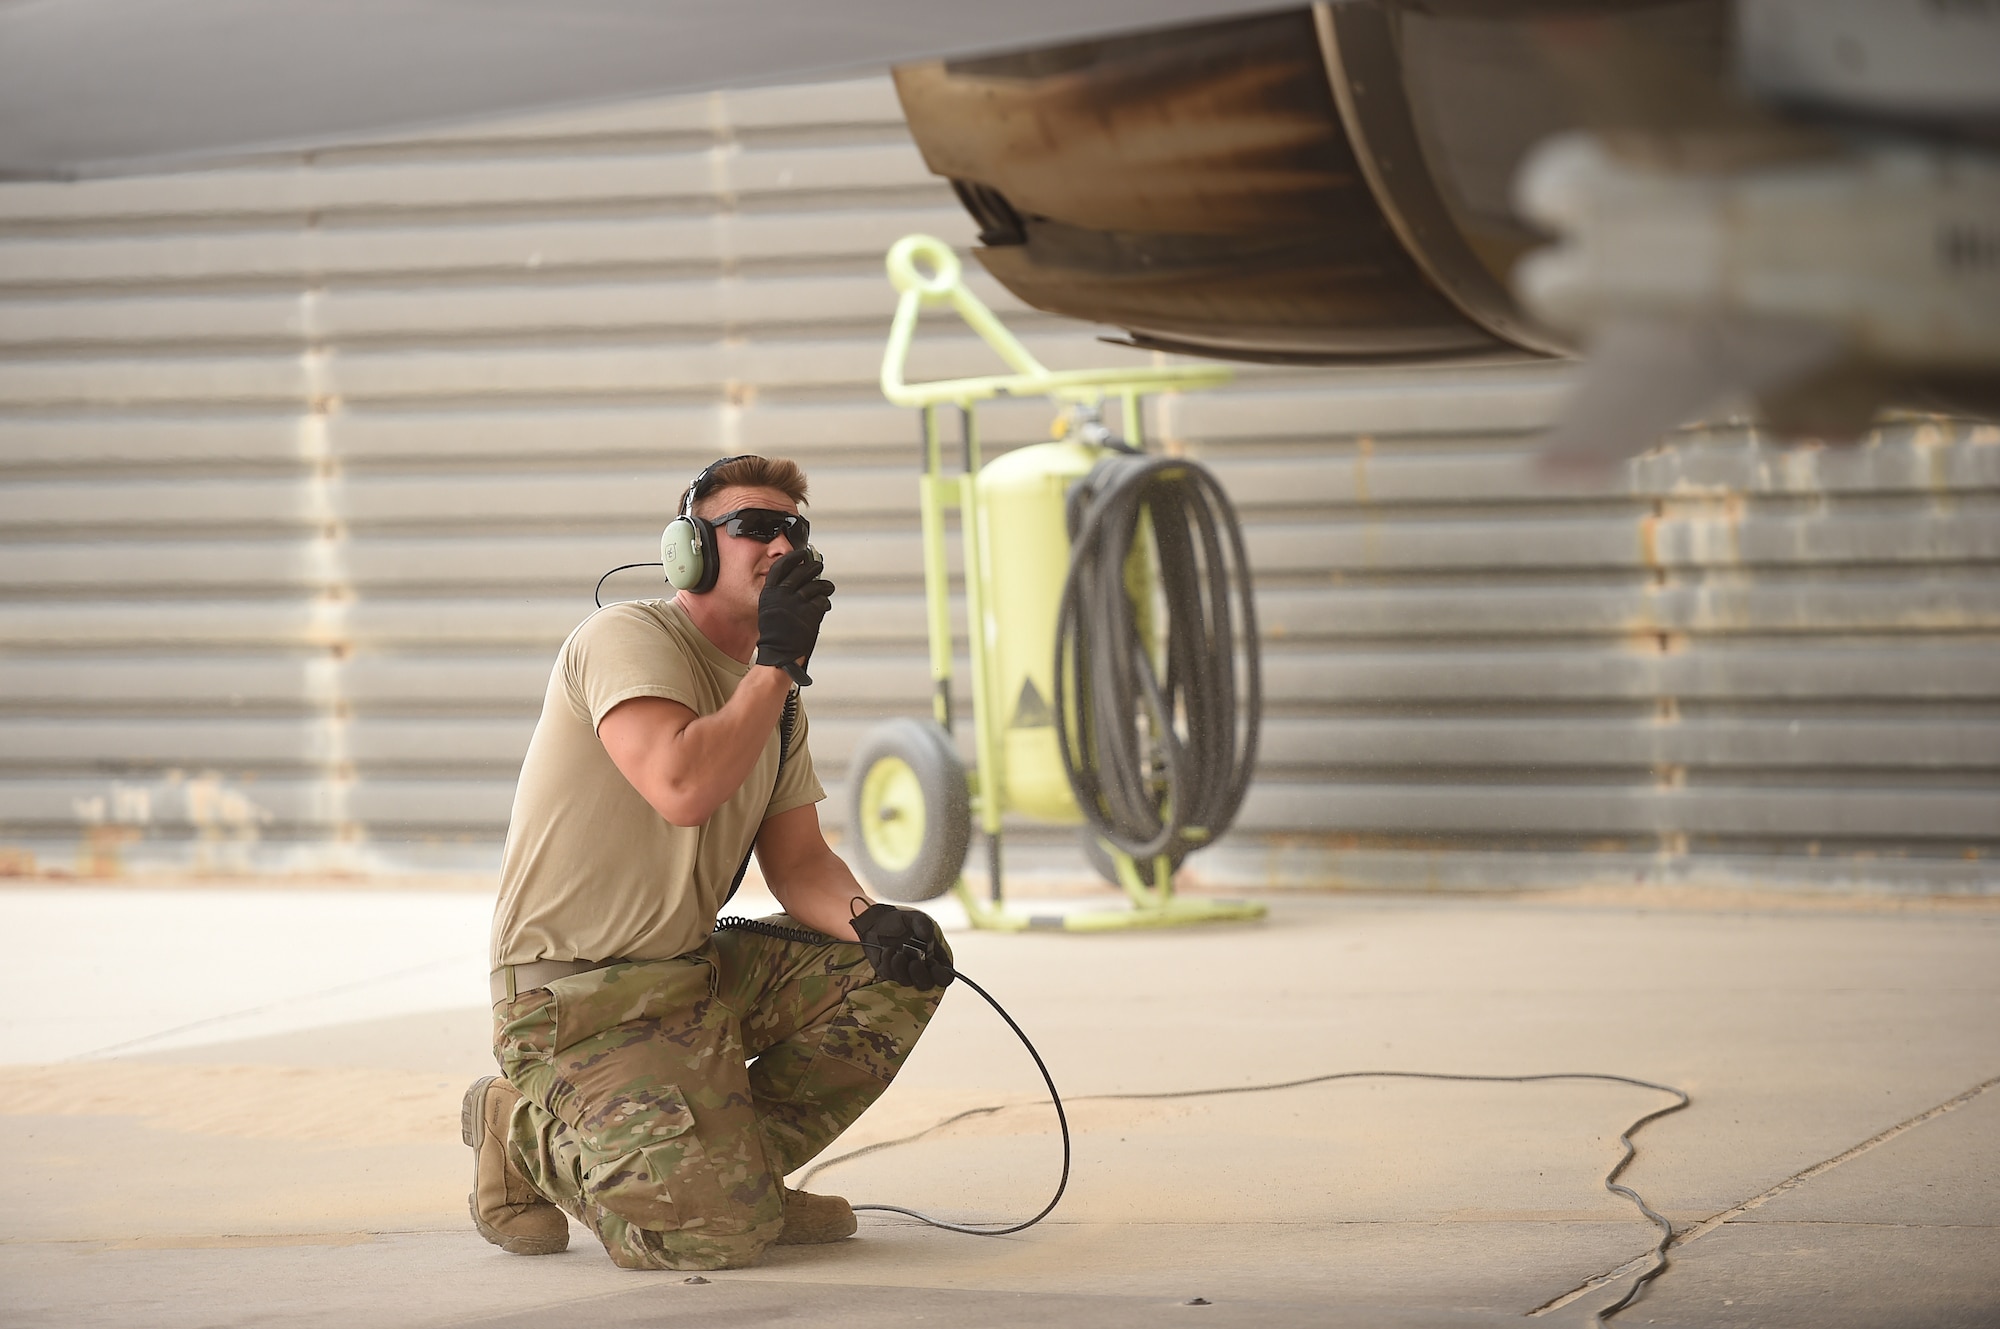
[754,803,866,941]
[597,665,793,826]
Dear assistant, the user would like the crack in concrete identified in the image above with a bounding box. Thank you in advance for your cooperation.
[1528,1070,2000,1318]
[1692,1219,2000,1229]
[58,954,464,1063]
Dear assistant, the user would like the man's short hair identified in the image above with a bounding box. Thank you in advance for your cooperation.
[682,455,810,517]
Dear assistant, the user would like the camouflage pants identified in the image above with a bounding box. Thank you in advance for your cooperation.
[490,917,944,1271]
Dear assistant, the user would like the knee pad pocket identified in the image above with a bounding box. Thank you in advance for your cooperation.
[816,985,936,1083]
[576,1082,703,1231]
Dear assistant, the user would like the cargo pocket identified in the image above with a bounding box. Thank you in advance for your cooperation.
[491,990,557,1074]
[541,957,733,1233]
[547,954,714,1056]
[817,984,917,1083]
[572,1081,706,1231]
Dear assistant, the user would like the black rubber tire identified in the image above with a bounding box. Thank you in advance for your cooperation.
[1082,830,1188,890]
[846,718,972,903]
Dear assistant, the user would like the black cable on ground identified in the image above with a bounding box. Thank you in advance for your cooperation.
[716,915,1069,1238]
[717,915,1688,1321]
[792,992,1688,1327]
[840,970,1071,1237]
[1095,1069,1690,1326]
[1053,453,1260,862]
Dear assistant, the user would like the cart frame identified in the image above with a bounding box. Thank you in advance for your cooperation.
[876,235,1266,932]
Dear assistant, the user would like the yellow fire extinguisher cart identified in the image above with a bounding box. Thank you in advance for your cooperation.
[845,234,1266,932]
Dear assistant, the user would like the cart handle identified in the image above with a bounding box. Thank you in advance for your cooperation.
[879,234,1232,409]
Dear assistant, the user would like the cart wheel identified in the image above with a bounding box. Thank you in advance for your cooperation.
[847,718,971,903]
[1082,830,1187,890]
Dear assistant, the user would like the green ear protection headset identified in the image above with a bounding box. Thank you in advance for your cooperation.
[661,454,758,593]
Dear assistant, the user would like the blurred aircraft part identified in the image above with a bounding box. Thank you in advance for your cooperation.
[1517,133,2000,468]
[1516,134,2000,368]
[1529,318,1842,479]
[1738,0,2000,127]
[892,0,1805,365]
[0,0,1285,179]
[894,0,2000,456]
[895,4,1592,365]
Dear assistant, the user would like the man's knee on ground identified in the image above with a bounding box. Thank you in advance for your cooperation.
[589,1176,782,1272]
[585,1134,784,1261]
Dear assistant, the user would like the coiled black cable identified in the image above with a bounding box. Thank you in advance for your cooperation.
[1052,453,1261,862]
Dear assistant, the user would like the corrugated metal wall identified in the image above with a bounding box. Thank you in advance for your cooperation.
[1,77,1995,891]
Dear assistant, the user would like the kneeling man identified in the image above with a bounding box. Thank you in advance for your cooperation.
[465,454,953,1271]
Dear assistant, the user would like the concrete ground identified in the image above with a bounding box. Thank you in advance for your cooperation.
[1,882,1996,1328]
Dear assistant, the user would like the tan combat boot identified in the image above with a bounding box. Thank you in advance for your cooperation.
[462,1075,569,1255]
[776,1187,857,1244]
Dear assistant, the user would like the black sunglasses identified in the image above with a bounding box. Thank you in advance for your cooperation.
[711,508,809,547]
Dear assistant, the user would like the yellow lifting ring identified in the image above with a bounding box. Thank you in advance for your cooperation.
[885,234,961,299]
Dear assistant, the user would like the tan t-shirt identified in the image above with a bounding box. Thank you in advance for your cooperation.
[490,597,823,968]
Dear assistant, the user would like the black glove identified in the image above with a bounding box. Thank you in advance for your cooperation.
[755,547,834,686]
[851,902,954,991]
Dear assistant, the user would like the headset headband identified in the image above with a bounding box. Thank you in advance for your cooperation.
[682,454,760,517]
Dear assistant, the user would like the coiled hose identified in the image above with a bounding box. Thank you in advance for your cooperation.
[1053,451,1261,863]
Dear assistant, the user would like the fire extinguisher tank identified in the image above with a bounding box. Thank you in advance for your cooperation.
[973,439,1099,826]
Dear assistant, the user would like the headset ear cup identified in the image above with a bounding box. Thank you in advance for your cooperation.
[688,514,719,593]
[661,515,706,591]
